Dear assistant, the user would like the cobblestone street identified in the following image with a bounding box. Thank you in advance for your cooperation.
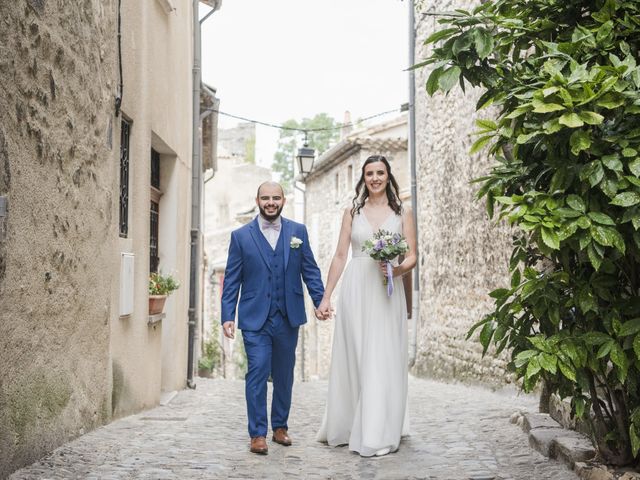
[10,377,577,480]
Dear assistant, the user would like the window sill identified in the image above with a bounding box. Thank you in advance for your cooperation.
[148,313,166,326]
[155,0,175,14]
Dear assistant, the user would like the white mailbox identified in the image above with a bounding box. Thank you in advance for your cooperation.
[119,252,134,316]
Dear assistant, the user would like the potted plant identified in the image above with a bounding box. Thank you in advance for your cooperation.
[197,357,214,378]
[148,272,180,315]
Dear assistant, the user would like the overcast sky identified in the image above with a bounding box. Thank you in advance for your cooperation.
[201,0,409,167]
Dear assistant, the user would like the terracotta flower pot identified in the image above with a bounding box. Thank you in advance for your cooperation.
[149,294,167,315]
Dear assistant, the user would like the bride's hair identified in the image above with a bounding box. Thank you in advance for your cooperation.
[350,155,402,217]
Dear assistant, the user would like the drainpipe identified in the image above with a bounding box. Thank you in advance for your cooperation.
[188,0,221,389]
[408,0,420,367]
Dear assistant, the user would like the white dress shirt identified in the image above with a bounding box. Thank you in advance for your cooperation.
[258,215,281,250]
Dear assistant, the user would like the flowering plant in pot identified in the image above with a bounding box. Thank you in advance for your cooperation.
[148,272,180,315]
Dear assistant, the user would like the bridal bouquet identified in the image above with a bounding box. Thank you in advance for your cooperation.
[362,229,409,296]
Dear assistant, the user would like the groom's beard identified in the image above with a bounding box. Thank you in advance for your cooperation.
[259,204,283,222]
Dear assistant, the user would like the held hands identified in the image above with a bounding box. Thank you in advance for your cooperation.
[315,298,333,321]
[222,321,235,339]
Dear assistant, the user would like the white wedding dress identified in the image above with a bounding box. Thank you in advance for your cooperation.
[316,211,409,456]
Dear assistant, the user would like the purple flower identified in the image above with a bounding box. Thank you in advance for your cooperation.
[374,239,385,251]
[392,233,401,244]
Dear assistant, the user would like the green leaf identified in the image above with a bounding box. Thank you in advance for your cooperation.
[558,360,576,382]
[555,208,582,218]
[495,196,516,205]
[479,321,494,353]
[543,118,563,134]
[438,66,462,92]
[517,131,540,144]
[514,349,537,368]
[505,105,533,119]
[582,332,613,345]
[453,33,473,55]
[528,335,550,353]
[597,340,614,358]
[630,424,640,457]
[488,288,510,299]
[541,227,560,249]
[596,20,614,42]
[532,100,565,113]
[588,212,615,225]
[476,119,497,131]
[610,343,628,382]
[559,113,584,128]
[634,334,640,360]
[591,225,626,253]
[511,268,521,288]
[576,216,591,229]
[470,135,493,155]
[473,28,494,60]
[526,356,542,378]
[570,130,592,155]
[602,154,623,172]
[426,66,444,96]
[580,160,604,187]
[619,318,640,337]
[629,158,640,177]
[596,94,625,109]
[587,243,603,271]
[578,111,604,125]
[539,353,557,374]
[424,28,459,44]
[623,148,638,158]
[611,191,640,207]
[567,195,586,213]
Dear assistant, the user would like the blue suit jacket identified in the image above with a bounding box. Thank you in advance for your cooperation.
[221,216,324,331]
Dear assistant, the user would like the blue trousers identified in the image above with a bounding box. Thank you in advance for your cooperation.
[242,312,299,438]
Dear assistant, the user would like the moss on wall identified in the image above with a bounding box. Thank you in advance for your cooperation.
[7,371,72,444]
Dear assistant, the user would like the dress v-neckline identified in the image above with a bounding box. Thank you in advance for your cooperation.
[360,210,395,232]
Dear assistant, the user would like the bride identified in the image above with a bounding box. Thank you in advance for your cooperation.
[316,154,417,457]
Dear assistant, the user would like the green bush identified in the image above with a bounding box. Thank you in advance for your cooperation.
[420,0,640,466]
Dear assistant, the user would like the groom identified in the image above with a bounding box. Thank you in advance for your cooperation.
[221,181,326,455]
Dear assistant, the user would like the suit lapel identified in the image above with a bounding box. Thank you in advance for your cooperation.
[249,217,271,269]
[282,218,291,270]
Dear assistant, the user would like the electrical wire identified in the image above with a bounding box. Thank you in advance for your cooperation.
[200,106,408,134]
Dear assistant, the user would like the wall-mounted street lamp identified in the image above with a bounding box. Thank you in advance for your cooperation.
[296,131,315,180]
[296,146,315,178]
[294,131,315,383]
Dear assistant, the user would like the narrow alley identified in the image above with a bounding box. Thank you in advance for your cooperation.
[10,377,576,480]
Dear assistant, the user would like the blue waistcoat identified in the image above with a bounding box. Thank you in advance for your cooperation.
[256,229,287,318]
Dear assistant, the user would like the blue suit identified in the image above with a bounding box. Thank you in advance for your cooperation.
[221,216,324,438]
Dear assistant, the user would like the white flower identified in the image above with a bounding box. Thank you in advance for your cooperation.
[290,236,303,249]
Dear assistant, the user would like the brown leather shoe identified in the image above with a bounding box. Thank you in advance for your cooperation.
[250,436,268,454]
[272,427,292,446]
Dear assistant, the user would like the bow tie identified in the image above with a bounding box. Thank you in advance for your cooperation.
[262,222,281,232]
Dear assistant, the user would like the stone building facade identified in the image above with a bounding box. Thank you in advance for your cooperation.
[0,1,213,476]
[111,0,199,417]
[301,115,409,380]
[411,0,514,386]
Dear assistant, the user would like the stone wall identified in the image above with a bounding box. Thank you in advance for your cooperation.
[0,0,118,475]
[411,0,514,387]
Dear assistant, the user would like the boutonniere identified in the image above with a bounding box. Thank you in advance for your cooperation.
[290,236,303,249]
